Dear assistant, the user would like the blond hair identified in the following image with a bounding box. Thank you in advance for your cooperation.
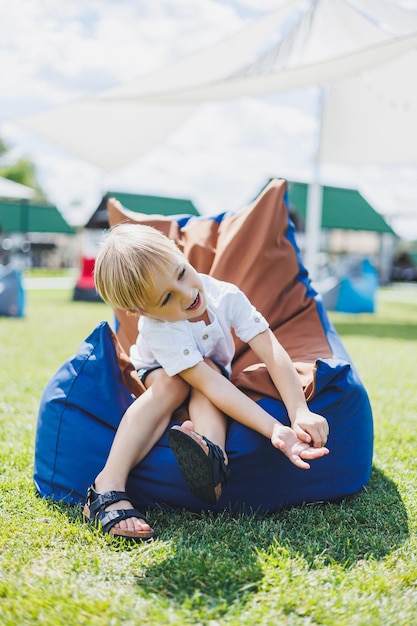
[94,223,183,312]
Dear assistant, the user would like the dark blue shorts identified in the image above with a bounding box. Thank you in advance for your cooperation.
[136,366,162,386]
[137,361,230,387]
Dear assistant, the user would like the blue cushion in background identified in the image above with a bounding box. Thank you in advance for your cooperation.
[0,266,25,317]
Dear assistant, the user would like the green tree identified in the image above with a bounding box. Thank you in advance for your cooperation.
[0,136,9,158]
[0,136,47,202]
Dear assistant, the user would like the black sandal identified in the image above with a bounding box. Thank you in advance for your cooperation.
[83,484,154,540]
[167,426,230,504]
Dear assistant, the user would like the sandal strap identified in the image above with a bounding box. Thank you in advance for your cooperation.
[167,428,229,504]
[98,507,147,535]
[87,486,133,517]
[202,436,230,485]
[84,484,153,539]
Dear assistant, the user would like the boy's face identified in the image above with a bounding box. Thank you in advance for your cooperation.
[140,256,207,322]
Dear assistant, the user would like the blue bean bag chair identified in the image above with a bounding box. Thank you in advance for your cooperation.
[34,179,373,513]
[0,265,25,317]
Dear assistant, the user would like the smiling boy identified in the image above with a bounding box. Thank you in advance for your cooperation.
[84,223,329,540]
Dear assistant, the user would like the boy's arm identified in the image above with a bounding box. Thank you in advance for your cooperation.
[179,360,328,469]
[180,362,278,440]
[248,329,329,448]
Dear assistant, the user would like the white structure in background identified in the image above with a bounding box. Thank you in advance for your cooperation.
[0,176,35,201]
[18,0,417,278]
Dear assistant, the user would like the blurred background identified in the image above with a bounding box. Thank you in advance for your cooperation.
[1,0,417,314]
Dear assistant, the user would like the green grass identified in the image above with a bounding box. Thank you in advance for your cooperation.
[22,268,75,277]
[1,284,416,625]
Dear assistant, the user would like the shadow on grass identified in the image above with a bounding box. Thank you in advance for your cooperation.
[269,466,409,567]
[133,465,407,612]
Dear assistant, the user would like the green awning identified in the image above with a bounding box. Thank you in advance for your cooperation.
[108,191,199,217]
[0,201,75,235]
[409,252,417,267]
[287,182,396,235]
[86,191,200,229]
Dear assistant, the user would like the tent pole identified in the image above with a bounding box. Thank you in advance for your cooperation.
[304,84,325,281]
[304,181,322,280]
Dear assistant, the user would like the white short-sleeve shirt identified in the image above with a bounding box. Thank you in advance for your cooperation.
[129,274,269,377]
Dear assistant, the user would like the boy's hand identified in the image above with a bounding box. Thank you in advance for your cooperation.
[271,422,329,470]
[291,409,329,448]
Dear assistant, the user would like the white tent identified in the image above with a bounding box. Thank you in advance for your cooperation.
[0,176,35,201]
[18,0,417,276]
[17,1,299,173]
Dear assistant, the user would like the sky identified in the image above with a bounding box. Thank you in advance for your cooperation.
[1,0,417,238]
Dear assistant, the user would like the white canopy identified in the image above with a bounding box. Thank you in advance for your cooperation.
[17,0,417,275]
[0,176,35,200]
[18,0,417,171]
[18,1,299,172]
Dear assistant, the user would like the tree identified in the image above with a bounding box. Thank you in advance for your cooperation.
[0,137,8,157]
[0,136,47,202]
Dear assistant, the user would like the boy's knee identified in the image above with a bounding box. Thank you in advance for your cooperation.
[150,370,189,403]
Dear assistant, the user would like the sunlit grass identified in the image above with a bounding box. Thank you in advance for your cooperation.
[0,284,416,625]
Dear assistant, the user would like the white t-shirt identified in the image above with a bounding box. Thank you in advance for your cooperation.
[129,274,269,377]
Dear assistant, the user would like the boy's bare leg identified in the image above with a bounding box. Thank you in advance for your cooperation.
[169,386,229,503]
[180,391,228,464]
[94,370,189,533]
[174,359,228,463]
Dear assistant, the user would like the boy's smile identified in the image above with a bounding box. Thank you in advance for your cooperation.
[187,293,202,312]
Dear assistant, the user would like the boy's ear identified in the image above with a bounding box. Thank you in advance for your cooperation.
[126,310,141,318]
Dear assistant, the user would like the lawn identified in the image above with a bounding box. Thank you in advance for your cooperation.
[0,284,416,625]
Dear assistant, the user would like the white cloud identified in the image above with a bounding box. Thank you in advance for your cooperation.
[1,0,309,223]
[0,0,244,116]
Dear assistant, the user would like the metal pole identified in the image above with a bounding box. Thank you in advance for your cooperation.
[304,84,326,281]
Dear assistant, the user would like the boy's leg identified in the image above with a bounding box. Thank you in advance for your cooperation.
[186,388,228,462]
[181,358,228,457]
[168,360,230,503]
[92,370,189,534]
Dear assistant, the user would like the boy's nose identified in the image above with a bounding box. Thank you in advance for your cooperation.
[178,284,192,301]
[183,290,194,305]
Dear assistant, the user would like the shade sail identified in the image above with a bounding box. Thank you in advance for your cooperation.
[17,0,300,172]
[17,0,417,171]
[138,0,417,169]
[320,49,417,164]
[141,32,417,108]
[0,201,75,234]
[287,182,396,235]
[15,0,417,276]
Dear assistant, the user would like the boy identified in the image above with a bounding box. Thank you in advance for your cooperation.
[84,223,329,540]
